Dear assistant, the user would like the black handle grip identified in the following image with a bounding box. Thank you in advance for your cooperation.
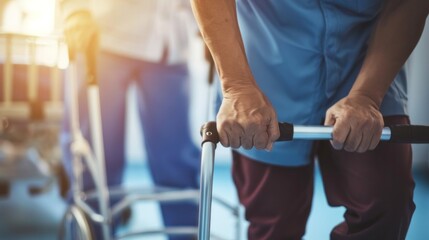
[200,122,429,144]
[200,121,292,145]
[389,125,429,143]
[277,122,294,141]
[200,121,219,145]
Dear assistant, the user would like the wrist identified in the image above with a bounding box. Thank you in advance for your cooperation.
[347,91,382,110]
[221,78,260,96]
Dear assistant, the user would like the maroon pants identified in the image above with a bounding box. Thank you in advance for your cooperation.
[232,116,415,240]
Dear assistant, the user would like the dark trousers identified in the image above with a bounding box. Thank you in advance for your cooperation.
[232,116,415,240]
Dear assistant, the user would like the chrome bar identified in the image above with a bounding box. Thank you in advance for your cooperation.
[69,206,93,239]
[111,189,199,217]
[293,125,392,141]
[87,85,111,240]
[74,196,105,224]
[198,142,216,240]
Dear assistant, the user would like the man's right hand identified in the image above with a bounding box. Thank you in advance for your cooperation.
[216,84,280,151]
[64,10,99,56]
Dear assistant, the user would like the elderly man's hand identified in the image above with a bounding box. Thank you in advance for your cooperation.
[216,84,280,151]
[324,94,384,153]
[64,10,99,56]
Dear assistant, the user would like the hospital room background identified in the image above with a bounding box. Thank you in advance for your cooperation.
[0,0,428,239]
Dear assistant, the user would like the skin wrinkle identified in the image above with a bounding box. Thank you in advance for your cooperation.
[191,0,425,238]
[191,0,428,153]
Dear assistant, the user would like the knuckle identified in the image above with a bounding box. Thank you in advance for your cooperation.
[244,122,259,133]
[342,111,352,120]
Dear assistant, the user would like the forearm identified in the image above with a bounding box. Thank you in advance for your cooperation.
[191,0,279,150]
[190,0,257,94]
[350,0,429,107]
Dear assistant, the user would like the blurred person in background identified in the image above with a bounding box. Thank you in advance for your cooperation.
[60,0,201,239]
[191,0,428,240]
[0,0,69,198]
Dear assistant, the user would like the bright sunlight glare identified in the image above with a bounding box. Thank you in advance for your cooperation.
[0,0,68,68]
[1,0,57,35]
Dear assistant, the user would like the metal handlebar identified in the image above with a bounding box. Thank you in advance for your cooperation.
[201,121,429,144]
[198,121,429,240]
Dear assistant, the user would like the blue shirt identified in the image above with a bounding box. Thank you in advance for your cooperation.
[228,0,408,166]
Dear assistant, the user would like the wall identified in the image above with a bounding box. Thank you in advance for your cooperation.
[407,17,429,169]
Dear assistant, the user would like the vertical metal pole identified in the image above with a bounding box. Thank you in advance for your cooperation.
[69,59,110,239]
[68,62,80,136]
[235,207,242,240]
[85,39,110,239]
[198,142,216,240]
[88,84,111,240]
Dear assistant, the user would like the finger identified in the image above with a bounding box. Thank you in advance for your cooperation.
[218,130,230,148]
[324,110,335,126]
[253,132,268,150]
[344,126,363,152]
[241,123,256,150]
[217,123,230,148]
[229,125,242,149]
[253,123,269,150]
[356,122,376,153]
[230,135,241,149]
[331,118,350,150]
[266,117,280,151]
[368,126,382,150]
[356,134,372,153]
[241,133,254,150]
[325,110,338,148]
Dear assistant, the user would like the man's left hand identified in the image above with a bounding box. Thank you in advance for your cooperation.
[324,94,384,153]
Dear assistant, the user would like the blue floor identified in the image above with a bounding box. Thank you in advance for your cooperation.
[0,160,428,240]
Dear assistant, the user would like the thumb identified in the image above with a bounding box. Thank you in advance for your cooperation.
[324,110,336,126]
